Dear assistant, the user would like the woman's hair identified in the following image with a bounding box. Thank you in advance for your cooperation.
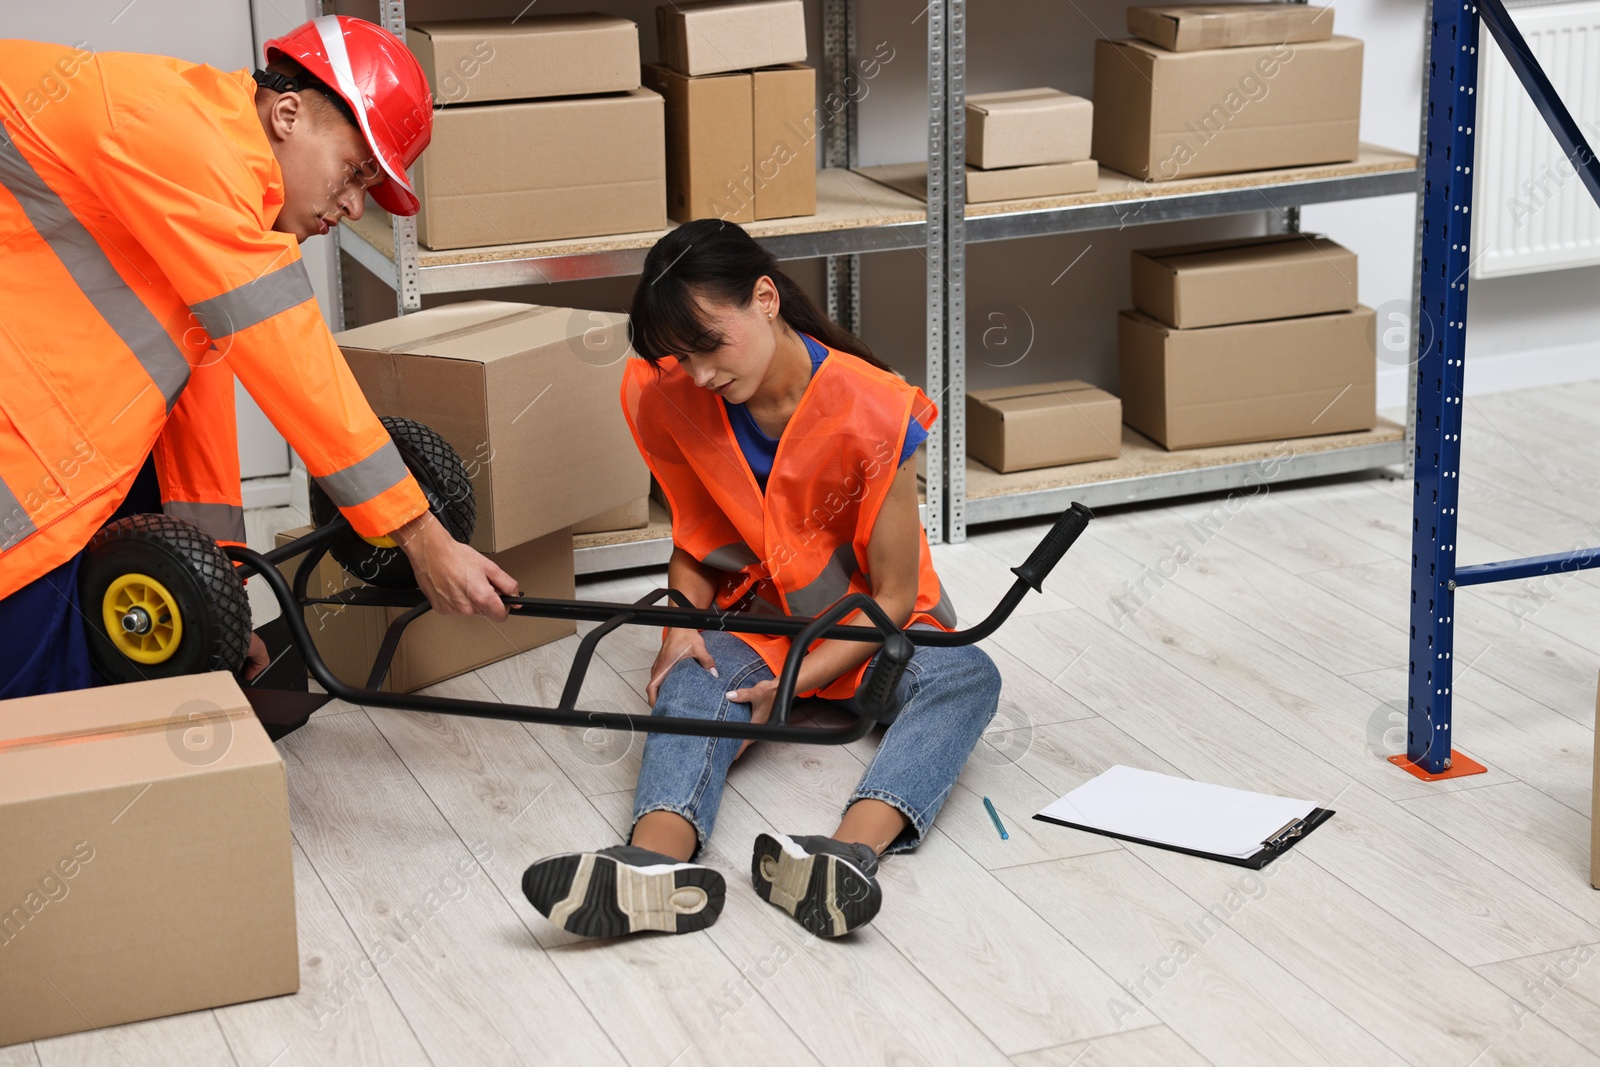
[629,219,891,371]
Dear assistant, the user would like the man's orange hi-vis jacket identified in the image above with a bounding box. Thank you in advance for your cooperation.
[0,40,428,601]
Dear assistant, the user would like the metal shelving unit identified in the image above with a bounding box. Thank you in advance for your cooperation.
[338,0,1419,567]
[1401,0,1600,778]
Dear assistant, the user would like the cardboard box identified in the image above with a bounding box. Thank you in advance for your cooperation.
[1127,4,1333,52]
[1117,306,1376,449]
[1592,672,1599,890]
[276,526,575,693]
[967,381,1122,472]
[572,495,650,534]
[657,0,807,76]
[406,15,640,105]
[0,673,297,1045]
[966,89,1093,169]
[857,159,1099,204]
[1131,233,1358,328]
[415,90,665,249]
[336,301,649,552]
[1091,36,1361,181]
[643,63,817,223]
[750,65,818,219]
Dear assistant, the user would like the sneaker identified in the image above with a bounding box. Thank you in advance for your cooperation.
[521,845,725,937]
[750,832,883,938]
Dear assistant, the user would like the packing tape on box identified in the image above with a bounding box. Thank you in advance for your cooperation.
[0,707,254,754]
[374,307,556,353]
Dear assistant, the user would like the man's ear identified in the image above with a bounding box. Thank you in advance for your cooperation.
[263,90,308,142]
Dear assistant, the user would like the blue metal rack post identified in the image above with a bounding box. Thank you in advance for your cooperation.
[1405,0,1600,778]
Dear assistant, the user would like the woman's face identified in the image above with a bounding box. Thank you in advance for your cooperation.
[674,279,782,405]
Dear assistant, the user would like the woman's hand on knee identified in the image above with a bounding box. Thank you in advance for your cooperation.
[647,628,718,704]
[728,678,779,758]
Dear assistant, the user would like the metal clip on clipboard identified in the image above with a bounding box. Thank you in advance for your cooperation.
[1261,817,1309,851]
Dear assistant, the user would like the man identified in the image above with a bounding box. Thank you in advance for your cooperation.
[0,16,516,698]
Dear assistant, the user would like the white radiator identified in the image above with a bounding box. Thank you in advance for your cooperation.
[1471,0,1600,278]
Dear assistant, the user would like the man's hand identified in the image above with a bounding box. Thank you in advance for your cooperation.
[243,632,270,681]
[393,510,519,622]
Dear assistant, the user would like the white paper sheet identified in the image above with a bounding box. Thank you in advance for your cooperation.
[1037,765,1319,859]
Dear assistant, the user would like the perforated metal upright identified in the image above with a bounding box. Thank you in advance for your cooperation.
[1405,0,1600,777]
[924,0,965,546]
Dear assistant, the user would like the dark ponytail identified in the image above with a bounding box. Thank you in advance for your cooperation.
[629,219,891,371]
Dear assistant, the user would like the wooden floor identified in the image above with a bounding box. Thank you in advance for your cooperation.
[18,382,1600,1067]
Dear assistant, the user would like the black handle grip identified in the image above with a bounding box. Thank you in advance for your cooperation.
[1011,502,1094,593]
[854,632,914,722]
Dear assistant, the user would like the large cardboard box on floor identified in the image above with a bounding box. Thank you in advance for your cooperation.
[572,495,650,534]
[643,63,817,223]
[967,381,1122,473]
[858,159,1099,204]
[657,0,807,76]
[1091,36,1361,181]
[1592,673,1600,890]
[414,90,665,249]
[335,301,649,553]
[0,673,297,1046]
[966,89,1093,169]
[1131,233,1358,328]
[1127,4,1334,52]
[406,15,640,105]
[1117,306,1376,449]
[275,526,575,693]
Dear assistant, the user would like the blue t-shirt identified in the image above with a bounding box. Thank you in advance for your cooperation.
[725,334,927,491]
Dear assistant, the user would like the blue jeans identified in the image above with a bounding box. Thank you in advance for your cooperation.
[631,625,1002,857]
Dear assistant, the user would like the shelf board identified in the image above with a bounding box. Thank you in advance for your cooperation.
[963,418,1407,525]
[855,144,1417,242]
[341,167,928,292]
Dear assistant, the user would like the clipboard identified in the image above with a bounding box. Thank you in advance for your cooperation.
[1032,806,1335,869]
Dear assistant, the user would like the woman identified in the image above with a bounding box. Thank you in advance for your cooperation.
[522,220,1001,940]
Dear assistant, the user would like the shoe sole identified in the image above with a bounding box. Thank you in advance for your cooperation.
[750,832,882,938]
[521,853,725,937]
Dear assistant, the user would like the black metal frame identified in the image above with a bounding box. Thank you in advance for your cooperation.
[228,503,1093,744]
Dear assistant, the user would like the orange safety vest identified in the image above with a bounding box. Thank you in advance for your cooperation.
[0,41,428,601]
[620,342,956,700]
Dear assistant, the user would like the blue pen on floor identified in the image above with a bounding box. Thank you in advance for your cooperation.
[983,796,1009,840]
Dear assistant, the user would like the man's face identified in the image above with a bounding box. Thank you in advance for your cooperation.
[262,91,382,243]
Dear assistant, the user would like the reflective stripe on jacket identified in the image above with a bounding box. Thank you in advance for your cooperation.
[0,41,427,600]
[621,344,955,700]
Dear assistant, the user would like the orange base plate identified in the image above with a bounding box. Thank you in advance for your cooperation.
[1388,750,1488,781]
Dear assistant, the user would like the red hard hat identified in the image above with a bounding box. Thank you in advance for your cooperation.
[264,15,433,216]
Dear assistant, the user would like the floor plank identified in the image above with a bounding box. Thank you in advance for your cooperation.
[1011,1025,1210,1067]
[998,850,1404,1067]
[278,711,624,1066]
[1476,943,1600,1053]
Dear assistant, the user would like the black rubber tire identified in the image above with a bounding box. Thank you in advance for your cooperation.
[80,513,252,684]
[308,416,476,590]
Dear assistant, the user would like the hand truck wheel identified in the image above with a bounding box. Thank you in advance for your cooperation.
[308,415,476,590]
[79,513,253,684]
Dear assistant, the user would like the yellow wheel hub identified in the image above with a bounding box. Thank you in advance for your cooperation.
[102,573,183,665]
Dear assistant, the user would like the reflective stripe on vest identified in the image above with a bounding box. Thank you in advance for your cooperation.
[316,439,409,510]
[784,542,859,618]
[189,260,315,339]
[0,134,190,412]
[0,475,35,553]
[704,542,760,572]
[164,500,247,545]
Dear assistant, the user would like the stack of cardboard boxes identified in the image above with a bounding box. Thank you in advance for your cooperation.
[405,14,667,249]
[643,0,818,223]
[1117,233,1377,450]
[271,301,651,693]
[1092,3,1362,181]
